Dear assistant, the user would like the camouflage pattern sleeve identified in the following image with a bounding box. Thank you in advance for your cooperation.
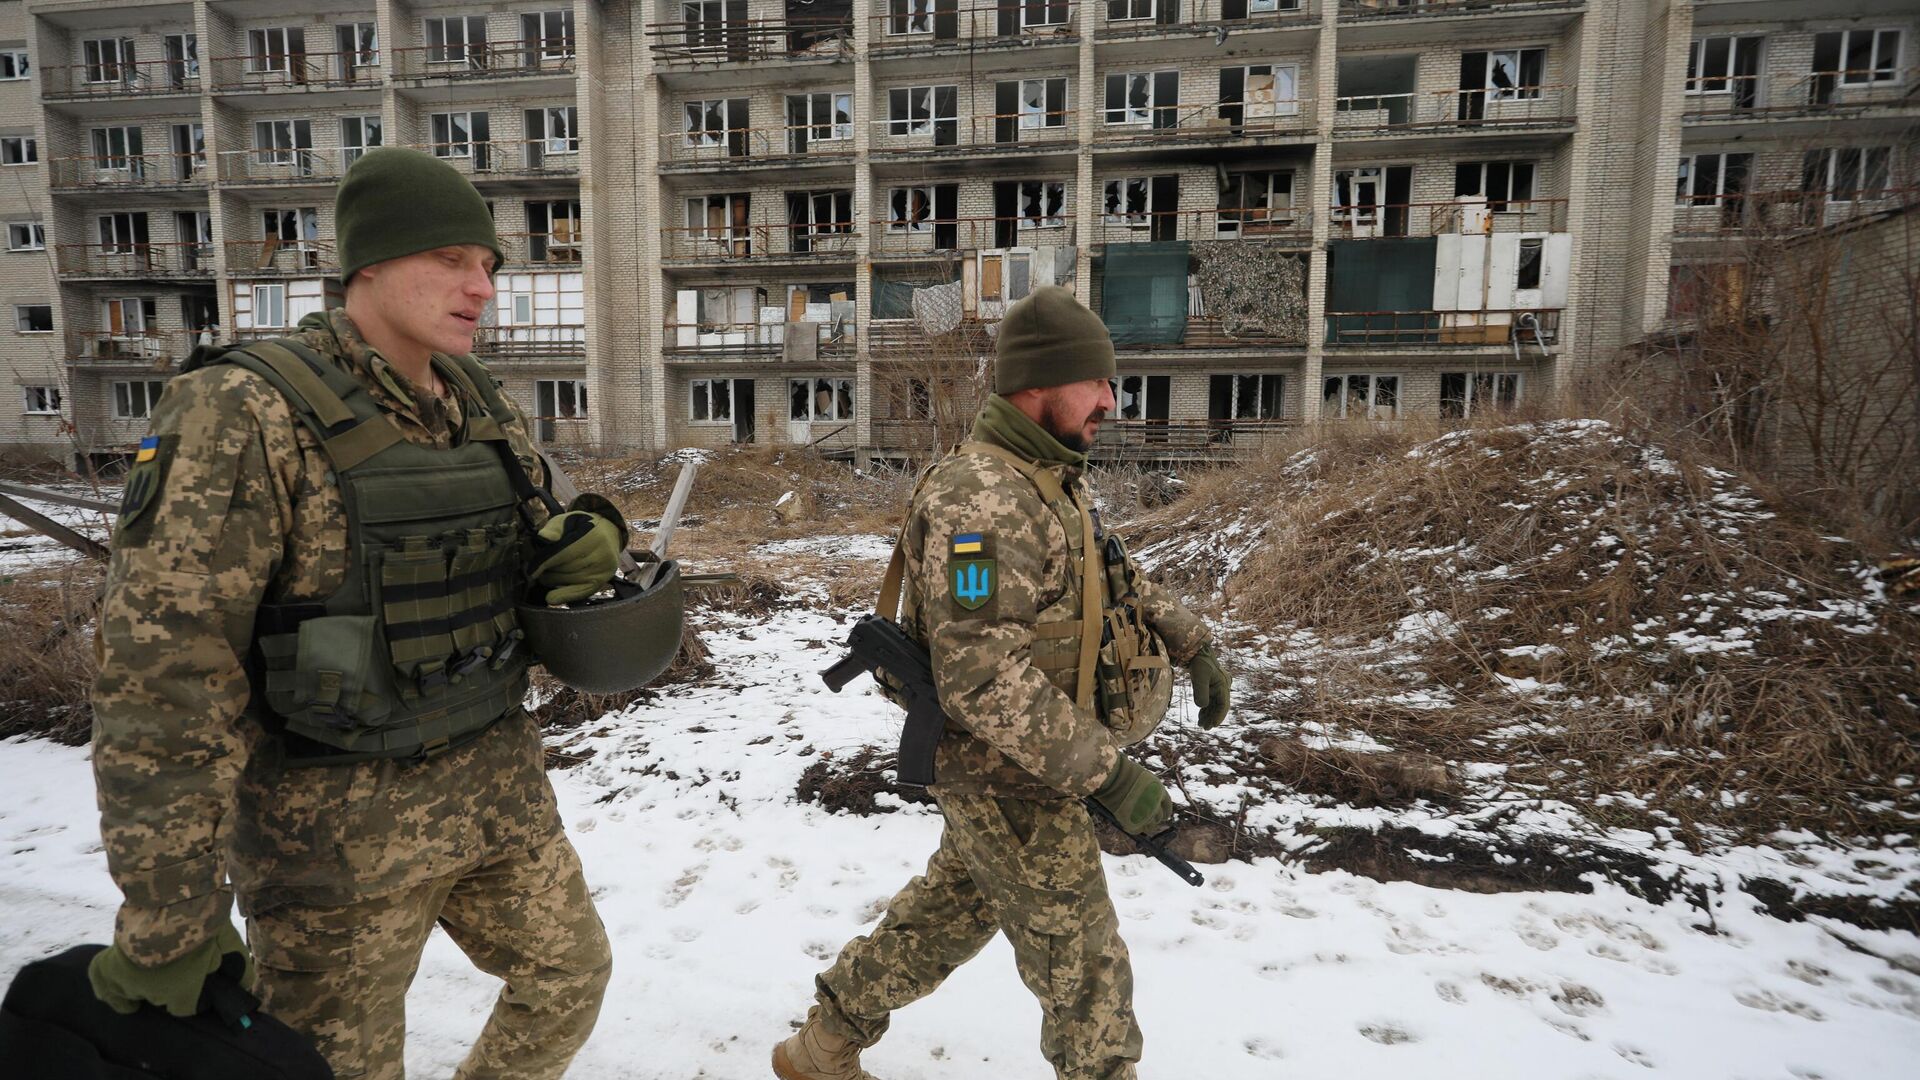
[914,468,1120,798]
[92,366,294,965]
[1131,572,1212,665]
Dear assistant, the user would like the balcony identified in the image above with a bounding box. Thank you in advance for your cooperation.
[660,224,860,263]
[1670,187,1920,240]
[392,39,577,82]
[497,231,586,268]
[871,215,1078,256]
[64,331,199,369]
[1323,307,1560,346]
[41,59,200,100]
[1096,0,1316,40]
[1681,69,1920,123]
[216,149,347,186]
[474,325,587,362]
[1097,208,1316,246]
[662,320,856,360]
[645,19,852,65]
[1093,99,1315,148]
[1334,85,1576,134]
[54,242,216,279]
[1337,0,1583,19]
[661,125,856,171]
[48,154,209,191]
[1325,198,1565,240]
[392,142,583,180]
[224,239,339,277]
[868,3,1079,57]
[1091,418,1299,461]
[209,50,382,93]
[868,111,1079,159]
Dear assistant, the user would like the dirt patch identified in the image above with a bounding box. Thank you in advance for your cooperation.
[1298,825,1680,906]
[1741,877,1920,935]
[795,747,935,815]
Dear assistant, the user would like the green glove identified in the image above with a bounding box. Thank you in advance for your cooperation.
[527,496,626,605]
[1091,757,1174,836]
[88,921,253,1018]
[1187,645,1231,730]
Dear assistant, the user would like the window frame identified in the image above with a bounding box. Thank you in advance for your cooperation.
[7,221,45,252]
[684,98,747,148]
[253,118,314,166]
[1454,160,1538,212]
[245,27,301,75]
[886,85,959,137]
[1017,77,1070,129]
[1016,180,1068,230]
[1485,47,1547,101]
[1103,176,1161,228]
[788,92,855,144]
[1104,70,1178,125]
[1107,0,1157,22]
[425,16,490,65]
[1804,146,1894,202]
[1439,371,1522,419]
[111,379,168,421]
[542,106,580,154]
[0,50,29,81]
[689,377,737,422]
[536,378,589,421]
[1321,373,1400,420]
[82,38,134,85]
[1216,170,1294,237]
[887,0,935,36]
[429,111,484,158]
[888,186,937,233]
[0,135,36,165]
[1837,29,1903,86]
[340,114,383,168]
[21,385,62,416]
[251,283,288,328]
[14,304,52,334]
[789,377,855,423]
[1675,152,1752,207]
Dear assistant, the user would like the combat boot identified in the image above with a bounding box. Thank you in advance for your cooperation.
[771,1019,883,1080]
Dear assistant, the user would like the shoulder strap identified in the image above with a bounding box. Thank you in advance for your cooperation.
[207,338,405,473]
[874,462,941,623]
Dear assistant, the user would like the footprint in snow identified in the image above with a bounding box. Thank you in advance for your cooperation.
[807,904,838,920]
[1785,959,1840,987]
[735,898,761,915]
[803,940,836,961]
[1479,973,1538,999]
[1207,875,1235,892]
[1543,1017,1589,1042]
[1357,1021,1416,1045]
[1433,980,1466,1005]
[1242,1036,1283,1060]
[670,926,702,942]
[1788,1066,1828,1079]
[1551,981,1606,1017]
[766,855,801,891]
[1513,919,1560,951]
[1734,988,1825,1021]
[1611,1043,1655,1069]
[1275,902,1318,919]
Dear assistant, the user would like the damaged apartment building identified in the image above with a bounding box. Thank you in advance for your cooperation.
[2,0,1915,466]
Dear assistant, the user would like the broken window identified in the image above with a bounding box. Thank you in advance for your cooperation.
[527,200,583,261]
[253,118,313,168]
[889,186,935,232]
[686,193,751,254]
[97,211,149,254]
[1439,372,1520,419]
[1479,48,1545,99]
[537,379,588,420]
[889,0,934,35]
[1812,29,1903,86]
[1209,373,1282,419]
[430,111,491,165]
[424,17,485,65]
[1105,71,1179,126]
[790,378,854,421]
[1020,78,1069,128]
[1217,172,1293,237]
[787,190,853,252]
[1686,35,1763,104]
[787,92,853,150]
[1453,161,1536,211]
[1803,146,1892,202]
[684,98,749,148]
[83,38,134,84]
[691,378,741,422]
[90,126,143,174]
[1018,181,1066,229]
[1322,374,1398,419]
[1104,177,1154,226]
[1219,65,1300,124]
[1515,238,1543,290]
[887,85,958,137]
[1676,153,1751,206]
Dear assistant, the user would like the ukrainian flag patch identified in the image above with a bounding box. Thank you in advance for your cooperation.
[135,435,160,463]
[951,532,984,555]
[949,532,994,612]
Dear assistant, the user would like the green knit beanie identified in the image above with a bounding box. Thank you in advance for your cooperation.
[335,147,502,284]
[995,285,1116,394]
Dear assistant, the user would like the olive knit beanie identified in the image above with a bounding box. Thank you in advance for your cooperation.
[335,147,502,284]
[995,285,1116,394]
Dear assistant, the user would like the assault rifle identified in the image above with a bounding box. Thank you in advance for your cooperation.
[822,614,1204,886]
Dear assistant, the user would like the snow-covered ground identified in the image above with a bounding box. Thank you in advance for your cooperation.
[5,593,1919,1078]
[0,486,111,575]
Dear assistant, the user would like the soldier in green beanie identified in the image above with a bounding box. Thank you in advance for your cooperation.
[88,147,619,1079]
[773,286,1232,1080]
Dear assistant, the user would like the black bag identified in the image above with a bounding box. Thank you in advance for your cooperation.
[0,944,332,1080]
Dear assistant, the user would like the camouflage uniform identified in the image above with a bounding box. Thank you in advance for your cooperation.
[91,309,612,1080]
[809,398,1210,1080]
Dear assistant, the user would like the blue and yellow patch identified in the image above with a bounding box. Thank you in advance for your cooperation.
[949,532,995,612]
[115,434,175,542]
[134,435,160,463]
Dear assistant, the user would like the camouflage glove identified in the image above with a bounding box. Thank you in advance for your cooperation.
[88,921,253,1018]
[1092,757,1174,836]
[1187,645,1231,729]
[527,495,628,605]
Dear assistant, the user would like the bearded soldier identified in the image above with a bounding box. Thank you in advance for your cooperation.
[773,286,1233,1080]
[87,148,631,1079]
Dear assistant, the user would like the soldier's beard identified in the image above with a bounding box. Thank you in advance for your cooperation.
[1042,399,1103,453]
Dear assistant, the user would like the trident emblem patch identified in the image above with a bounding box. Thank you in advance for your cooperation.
[950,532,995,611]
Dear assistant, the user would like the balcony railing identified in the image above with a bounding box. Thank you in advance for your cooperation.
[661,125,857,168]
[392,141,583,179]
[497,231,586,267]
[1094,99,1315,144]
[1096,0,1316,38]
[663,321,856,357]
[393,39,577,80]
[1334,85,1576,132]
[869,3,1079,54]
[215,148,347,185]
[474,325,587,360]
[41,59,201,99]
[48,154,209,189]
[868,111,1079,156]
[225,239,338,276]
[645,19,853,65]
[209,50,382,92]
[871,215,1078,255]
[1326,198,1566,240]
[1097,208,1316,245]
[1670,187,1920,239]
[1113,316,1309,348]
[661,224,860,261]
[54,242,216,278]
[1324,308,1561,346]
[1338,0,1581,18]
[1682,69,1919,121]
[1092,418,1300,460]
[65,331,199,367]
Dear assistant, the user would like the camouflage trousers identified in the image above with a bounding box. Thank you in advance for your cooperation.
[813,791,1140,1080]
[248,832,612,1080]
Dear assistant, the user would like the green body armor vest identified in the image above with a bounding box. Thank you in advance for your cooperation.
[194,338,534,766]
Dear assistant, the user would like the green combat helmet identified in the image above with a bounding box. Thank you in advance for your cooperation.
[518,553,685,695]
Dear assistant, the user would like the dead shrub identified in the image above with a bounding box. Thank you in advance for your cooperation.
[0,563,103,746]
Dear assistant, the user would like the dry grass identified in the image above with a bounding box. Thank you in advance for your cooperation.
[1127,409,1920,843]
[0,562,102,746]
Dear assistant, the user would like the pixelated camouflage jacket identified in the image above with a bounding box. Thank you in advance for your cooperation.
[92,309,565,966]
[899,396,1211,800]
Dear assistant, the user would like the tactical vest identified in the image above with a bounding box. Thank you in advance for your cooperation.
[881,441,1173,746]
[193,338,534,765]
